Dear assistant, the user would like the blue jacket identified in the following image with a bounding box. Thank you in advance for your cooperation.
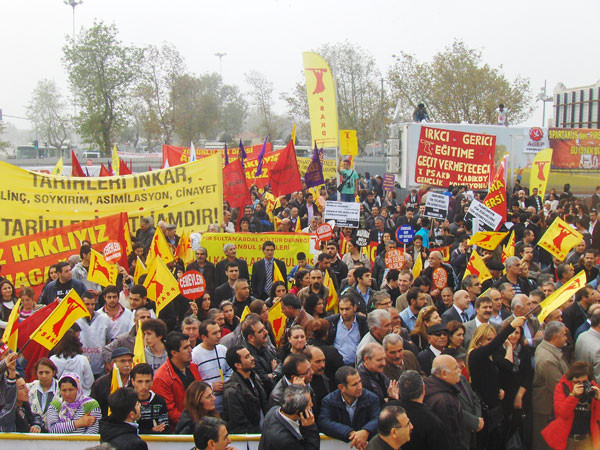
[317,388,380,442]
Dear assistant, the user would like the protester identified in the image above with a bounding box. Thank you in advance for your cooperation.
[50,329,95,396]
[99,387,148,450]
[175,381,219,434]
[129,363,169,434]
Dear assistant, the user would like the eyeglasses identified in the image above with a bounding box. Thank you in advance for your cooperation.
[395,420,412,430]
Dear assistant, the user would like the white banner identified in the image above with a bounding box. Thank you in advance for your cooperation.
[424,192,449,219]
[523,127,549,153]
[466,199,502,232]
[324,200,360,228]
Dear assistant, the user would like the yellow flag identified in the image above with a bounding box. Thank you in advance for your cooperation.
[264,192,276,221]
[133,256,147,285]
[123,220,133,255]
[412,253,423,279]
[2,299,21,352]
[295,218,302,233]
[273,262,285,283]
[175,231,194,265]
[273,215,282,231]
[290,123,296,143]
[30,290,91,350]
[464,251,492,282]
[324,271,338,313]
[340,130,359,156]
[88,249,119,286]
[538,271,587,322]
[538,217,583,261]
[107,365,123,416]
[502,230,515,263]
[112,144,120,176]
[133,321,146,366]
[147,228,174,264]
[240,306,251,321]
[468,231,508,251]
[530,148,553,200]
[268,300,286,347]
[303,52,339,148]
[51,157,63,176]
[144,257,180,314]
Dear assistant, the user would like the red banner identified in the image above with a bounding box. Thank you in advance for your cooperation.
[549,128,600,169]
[483,156,507,227]
[415,126,495,189]
[163,144,279,188]
[0,213,130,298]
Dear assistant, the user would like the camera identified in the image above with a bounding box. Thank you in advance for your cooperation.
[580,381,596,402]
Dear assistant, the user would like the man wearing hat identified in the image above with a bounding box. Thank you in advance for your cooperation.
[481,259,505,291]
[164,223,179,247]
[91,347,135,418]
[416,323,447,376]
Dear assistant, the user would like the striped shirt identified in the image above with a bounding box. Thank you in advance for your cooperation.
[46,399,101,434]
[191,344,232,413]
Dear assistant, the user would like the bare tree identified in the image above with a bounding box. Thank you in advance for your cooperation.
[27,79,70,150]
[245,71,276,138]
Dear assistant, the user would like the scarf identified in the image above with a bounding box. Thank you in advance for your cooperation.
[58,372,89,422]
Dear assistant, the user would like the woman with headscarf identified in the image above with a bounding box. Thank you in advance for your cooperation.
[46,373,101,434]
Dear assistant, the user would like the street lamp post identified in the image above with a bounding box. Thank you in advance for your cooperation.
[64,0,83,42]
[214,52,227,78]
[537,80,553,127]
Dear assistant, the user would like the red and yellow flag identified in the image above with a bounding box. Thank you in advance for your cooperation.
[483,155,508,226]
[88,249,119,287]
[502,230,515,263]
[175,231,194,265]
[437,245,451,262]
[123,219,133,255]
[339,233,349,256]
[143,257,180,314]
[273,262,285,283]
[1,298,21,351]
[133,321,146,366]
[324,271,338,313]
[30,290,91,350]
[468,231,508,251]
[295,218,302,233]
[464,251,492,282]
[133,256,147,284]
[147,228,174,264]
[538,217,583,261]
[538,270,587,322]
[268,299,286,347]
[530,148,553,200]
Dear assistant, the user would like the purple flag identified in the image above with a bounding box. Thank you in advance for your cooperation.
[304,141,325,188]
[254,136,268,177]
[224,142,229,166]
[239,139,247,169]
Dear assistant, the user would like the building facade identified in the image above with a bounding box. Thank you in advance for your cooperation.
[553,80,600,129]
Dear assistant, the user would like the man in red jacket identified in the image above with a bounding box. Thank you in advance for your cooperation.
[152,331,201,429]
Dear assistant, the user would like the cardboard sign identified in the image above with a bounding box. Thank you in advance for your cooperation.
[465,200,503,232]
[178,270,206,299]
[102,240,123,263]
[424,192,449,220]
[432,267,449,290]
[385,249,406,269]
[324,201,360,228]
[316,223,334,242]
[356,229,370,247]
[383,173,395,192]
[396,225,415,245]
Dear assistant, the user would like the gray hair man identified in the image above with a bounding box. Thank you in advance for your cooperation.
[356,309,392,366]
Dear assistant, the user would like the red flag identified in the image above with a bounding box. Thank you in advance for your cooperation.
[223,159,252,208]
[483,156,507,227]
[99,163,111,177]
[119,159,132,175]
[16,301,59,381]
[71,150,86,177]
[269,140,302,197]
[148,165,152,172]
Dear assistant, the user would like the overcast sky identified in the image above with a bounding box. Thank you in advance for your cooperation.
[2,0,599,130]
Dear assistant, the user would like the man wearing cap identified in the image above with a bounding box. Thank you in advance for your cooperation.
[481,260,505,291]
[416,323,447,376]
[91,347,135,418]
[164,223,179,247]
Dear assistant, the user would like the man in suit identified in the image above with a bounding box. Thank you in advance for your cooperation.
[417,323,448,376]
[368,217,390,245]
[574,308,600,381]
[502,294,543,350]
[562,285,596,337]
[214,243,250,287]
[532,321,569,450]
[441,290,471,325]
[463,296,499,348]
[251,240,287,300]
[589,209,600,250]
[214,262,239,307]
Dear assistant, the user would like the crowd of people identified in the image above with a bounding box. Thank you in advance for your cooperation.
[0,173,600,450]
